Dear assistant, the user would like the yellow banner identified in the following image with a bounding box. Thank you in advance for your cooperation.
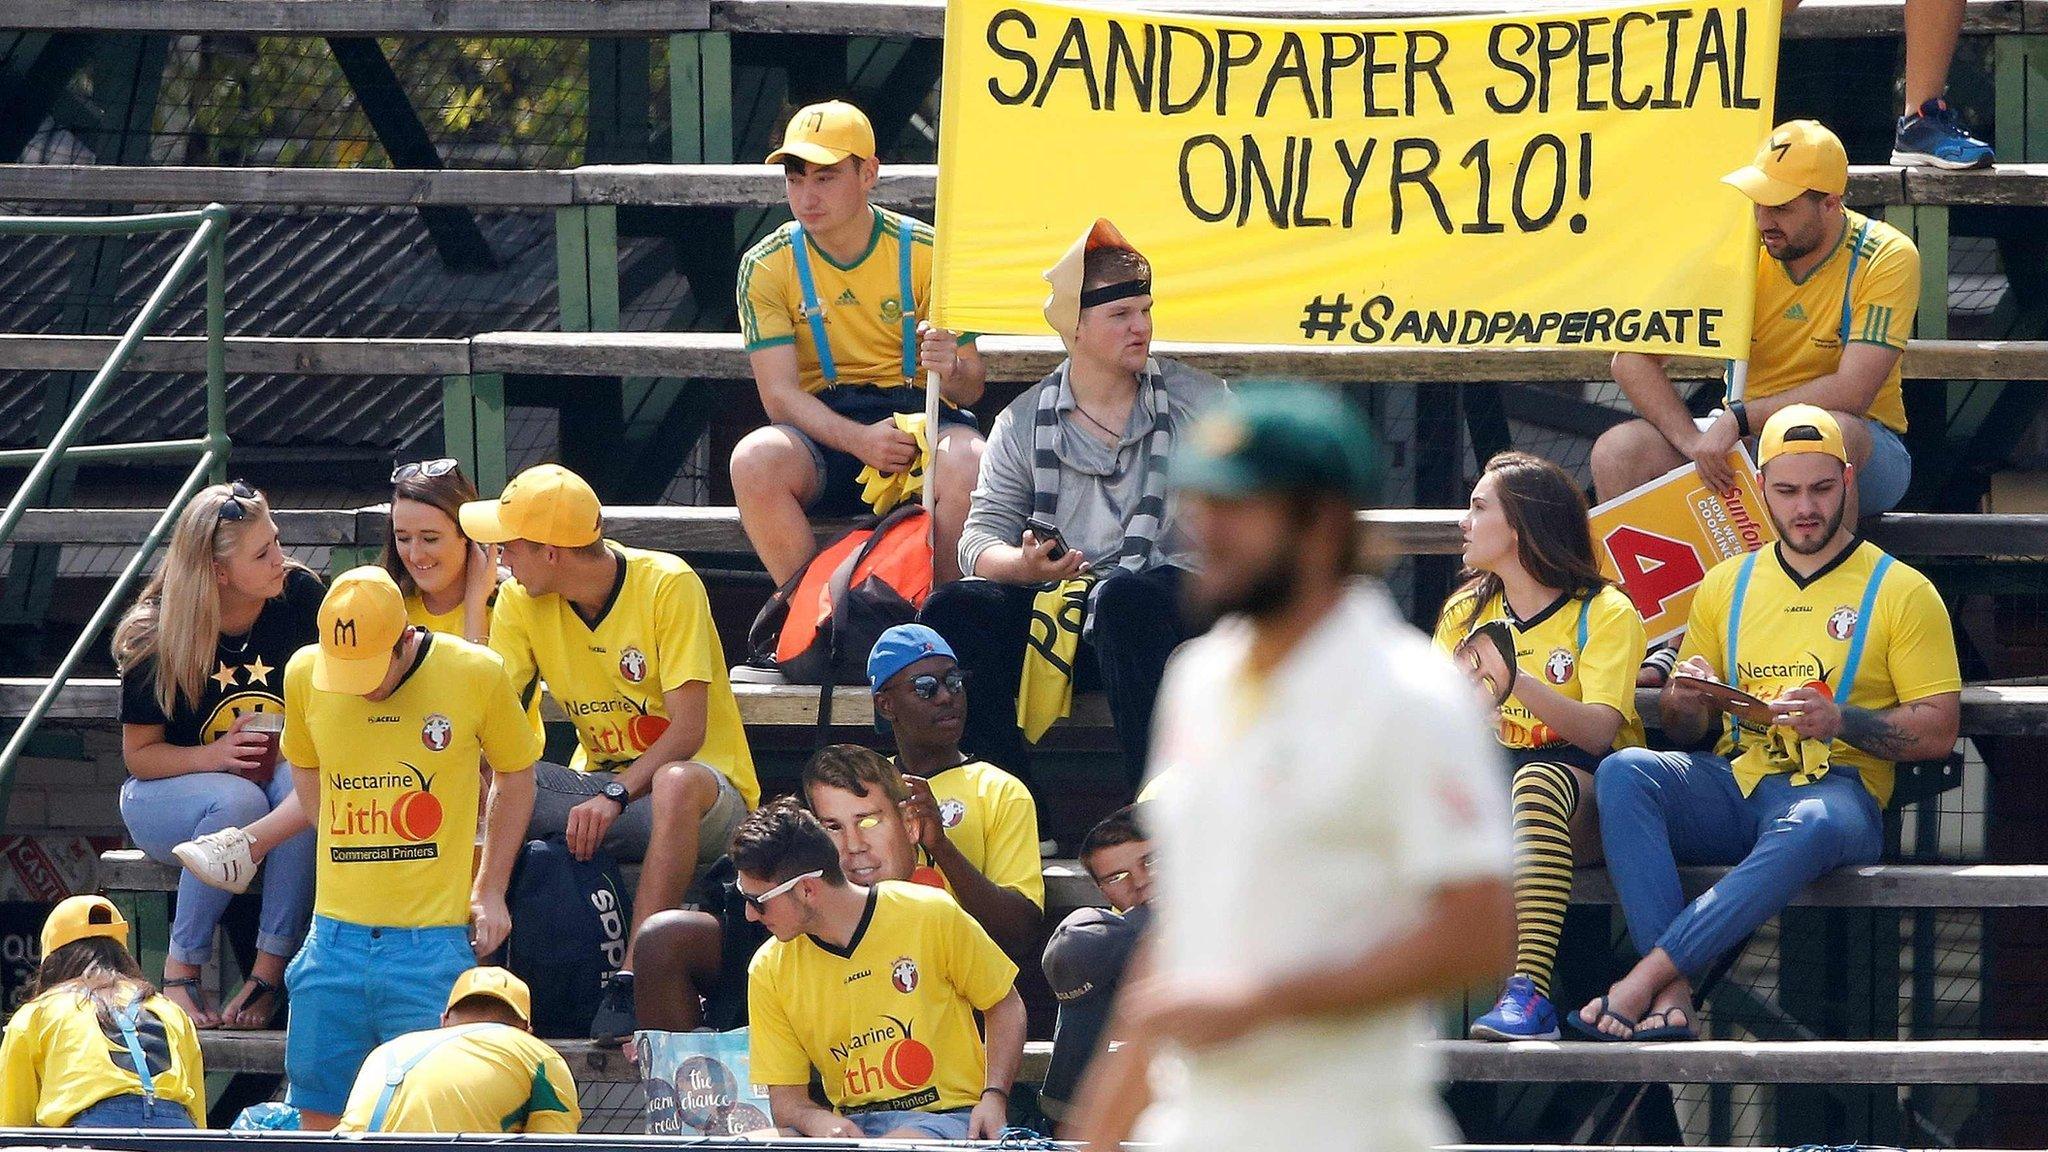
[1588,450,1775,644]
[933,0,1778,353]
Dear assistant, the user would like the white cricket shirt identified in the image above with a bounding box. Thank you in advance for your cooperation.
[1137,583,1512,1152]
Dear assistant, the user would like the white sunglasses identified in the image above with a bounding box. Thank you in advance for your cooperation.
[737,869,824,909]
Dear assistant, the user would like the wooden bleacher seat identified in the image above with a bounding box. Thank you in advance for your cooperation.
[188,1029,2048,1088]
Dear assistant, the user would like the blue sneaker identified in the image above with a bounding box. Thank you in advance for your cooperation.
[1470,975,1560,1041]
[1892,98,1993,170]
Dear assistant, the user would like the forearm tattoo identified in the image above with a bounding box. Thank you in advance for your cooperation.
[1838,705,1914,760]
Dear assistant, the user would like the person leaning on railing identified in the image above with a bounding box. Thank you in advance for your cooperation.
[110,480,318,1032]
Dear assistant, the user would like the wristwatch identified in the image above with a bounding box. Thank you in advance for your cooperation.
[1729,399,1752,438]
[600,780,631,809]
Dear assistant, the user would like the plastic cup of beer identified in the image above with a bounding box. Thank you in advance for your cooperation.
[243,712,285,783]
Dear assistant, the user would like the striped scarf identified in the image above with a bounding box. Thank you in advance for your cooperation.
[1031,359,1173,573]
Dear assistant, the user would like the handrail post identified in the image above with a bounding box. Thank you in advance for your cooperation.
[203,204,229,483]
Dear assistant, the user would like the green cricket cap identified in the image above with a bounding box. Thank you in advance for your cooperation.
[1174,382,1384,505]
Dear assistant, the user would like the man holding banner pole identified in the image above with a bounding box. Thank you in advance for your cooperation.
[731,99,987,586]
[1592,120,1919,525]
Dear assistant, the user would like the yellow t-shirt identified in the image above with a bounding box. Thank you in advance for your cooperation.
[923,760,1044,909]
[405,592,467,637]
[488,543,759,807]
[739,206,944,394]
[0,987,205,1128]
[336,1023,580,1134]
[1744,208,1919,433]
[283,634,543,927]
[1432,584,1647,755]
[747,882,1017,1114]
[1678,540,1960,807]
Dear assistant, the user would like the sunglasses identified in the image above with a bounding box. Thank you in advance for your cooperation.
[735,869,824,909]
[1094,852,1155,888]
[214,479,257,524]
[391,458,461,484]
[901,669,967,701]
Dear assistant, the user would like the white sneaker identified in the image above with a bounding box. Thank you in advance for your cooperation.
[175,828,258,894]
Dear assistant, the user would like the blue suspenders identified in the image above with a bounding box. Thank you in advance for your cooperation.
[790,214,918,388]
[106,997,158,1105]
[1724,547,1895,748]
[366,1023,501,1131]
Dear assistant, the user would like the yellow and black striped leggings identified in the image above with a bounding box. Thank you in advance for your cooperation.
[1508,757,1589,997]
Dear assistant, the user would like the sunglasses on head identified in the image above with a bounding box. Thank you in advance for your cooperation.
[735,869,824,909]
[391,458,461,484]
[901,669,967,701]
[214,479,257,524]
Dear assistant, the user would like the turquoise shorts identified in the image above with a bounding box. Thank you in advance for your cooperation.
[283,915,473,1116]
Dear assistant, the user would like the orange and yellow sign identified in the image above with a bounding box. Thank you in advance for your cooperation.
[1590,450,1774,643]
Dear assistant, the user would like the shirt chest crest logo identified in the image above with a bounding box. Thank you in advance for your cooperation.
[1544,648,1575,685]
[1826,606,1858,642]
[620,646,648,684]
[891,957,920,994]
[938,799,966,829]
[421,713,452,752]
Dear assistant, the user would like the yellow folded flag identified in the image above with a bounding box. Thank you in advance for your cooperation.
[855,412,931,514]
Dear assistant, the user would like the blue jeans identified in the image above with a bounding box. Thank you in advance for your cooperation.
[1596,749,1883,977]
[283,915,474,1117]
[1858,419,1912,516]
[69,1092,199,1128]
[121,768,315,965]
[849,1107,973,1139]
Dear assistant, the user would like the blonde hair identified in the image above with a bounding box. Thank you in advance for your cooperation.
[112,482,302,717]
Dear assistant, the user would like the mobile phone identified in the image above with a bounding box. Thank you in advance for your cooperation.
[1024,517,1069,561]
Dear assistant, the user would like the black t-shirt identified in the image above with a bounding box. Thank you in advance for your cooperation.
[119,566,325,747]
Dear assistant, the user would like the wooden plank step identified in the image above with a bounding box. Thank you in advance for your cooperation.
[12,163,2047,210]
[17,678,2048,735]
[17,505,2048,562]
[97,847,2048,910]
[703,0,2037,40]
[190,1031,2048,1088]
[0,0,711,34]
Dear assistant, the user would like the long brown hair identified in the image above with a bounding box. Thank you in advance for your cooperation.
[26,937,153,1027]
[112,482,310,715]
[379,462,480,599]
[1447,452,1608,631]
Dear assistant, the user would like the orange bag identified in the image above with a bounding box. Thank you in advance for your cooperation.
[746,503,933,688]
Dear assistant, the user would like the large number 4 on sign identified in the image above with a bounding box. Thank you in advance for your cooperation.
[1604,526,1708,619]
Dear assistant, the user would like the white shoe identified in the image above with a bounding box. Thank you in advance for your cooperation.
[175,828,258,894]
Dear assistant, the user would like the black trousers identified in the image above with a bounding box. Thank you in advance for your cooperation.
[920,565,1194,798]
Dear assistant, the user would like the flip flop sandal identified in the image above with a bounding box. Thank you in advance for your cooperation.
[160,976,219,1029]
[219,975,283,1031]
[1632,1007,1700,1042]
[1565,995,1639,1042]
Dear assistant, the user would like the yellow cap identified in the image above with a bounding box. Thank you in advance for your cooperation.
[446,966,531,1024]
[1722,120,1849,207]
[459,464,602,548]
[42,895,128,957]
[1758,404,1849,468]
[765,100,875,167]
[314,567,408,695]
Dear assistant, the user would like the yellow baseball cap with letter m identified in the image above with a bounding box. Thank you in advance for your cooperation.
[459,463,603,548]
[765,100,876,166]
[1723,119,1849,207]
[315,566,408,695]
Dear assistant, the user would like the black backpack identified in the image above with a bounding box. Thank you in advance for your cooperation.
[505,836,631,1038]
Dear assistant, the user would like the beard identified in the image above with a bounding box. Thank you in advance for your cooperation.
[1187,547,1305,624]
[1774,499,1847,555]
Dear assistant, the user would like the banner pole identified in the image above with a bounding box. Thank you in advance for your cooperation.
[1728,359,1749,403]
[923,368,942,540]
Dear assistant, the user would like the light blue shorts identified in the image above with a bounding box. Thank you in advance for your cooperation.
[849,1106,974,1139]
[283,915,474,1116]
[1857,419,1912,516]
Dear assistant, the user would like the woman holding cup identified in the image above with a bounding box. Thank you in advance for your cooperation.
[113,481,319,1029]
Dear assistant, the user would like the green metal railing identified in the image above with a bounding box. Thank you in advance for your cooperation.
[0,204,231,786]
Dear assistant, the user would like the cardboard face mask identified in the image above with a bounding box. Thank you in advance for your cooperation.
[1043,218,1136,351]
